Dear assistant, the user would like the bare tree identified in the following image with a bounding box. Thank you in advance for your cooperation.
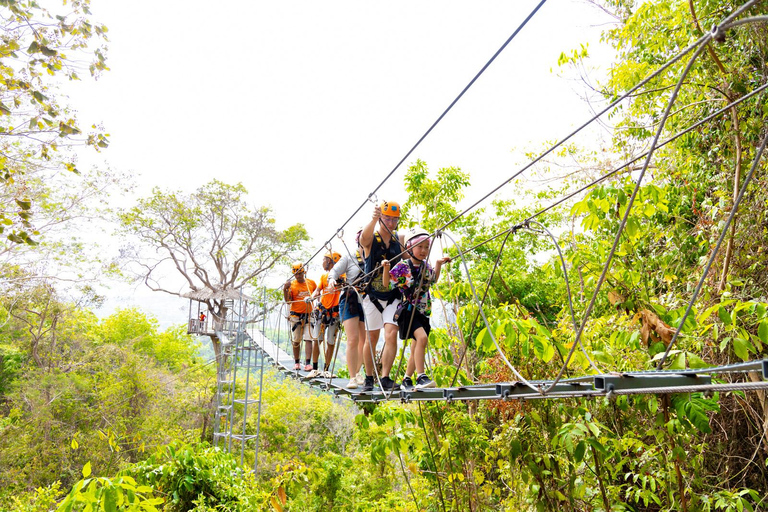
[118,180,308,366]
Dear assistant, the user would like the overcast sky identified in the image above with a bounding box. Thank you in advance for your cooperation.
[64,0,616,324]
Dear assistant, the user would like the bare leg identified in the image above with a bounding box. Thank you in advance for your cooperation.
[304,339,312,363]
[312,339,321,364]
[344,318,360,378]
[364,328,380,376]
[380,323,399,376]
[324,342,334,369]
[357,320,365,375]
[405,338,415,377]
[291,319,301,360]
[412,327,428,375]
[292,342,301,361]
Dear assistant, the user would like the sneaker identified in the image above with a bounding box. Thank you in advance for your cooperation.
[324,370,336,378]
[346,377,359,390]
[305,369,321,379]
[303,363,312,372]
[415,374,436,389]
[380,376,401,392]
[362,376,374,392]
[293,363,300,370]
[401,376,414,391]
[356,373,365,386]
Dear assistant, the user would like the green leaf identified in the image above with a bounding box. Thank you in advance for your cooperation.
[718,306,732,325]
[103,487,117,512]
[82,461,91,478]
[670,351,686,370]
[574,440,586,463]
[687,353,709,369]
[758,320,768,344]
[476,327,493,352]
[733,337,752,361]
[625,217,639,237]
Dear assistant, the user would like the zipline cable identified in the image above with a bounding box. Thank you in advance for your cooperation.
[303,0,550,270]
[441,230,540,392]
[542,0,763,392]
[656,131,767,369]
[542,39,712,393]
[436,1,762,234]
[460,80,768,258]
[522,219,601,373]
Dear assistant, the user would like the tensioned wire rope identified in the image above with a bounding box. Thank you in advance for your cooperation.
[296,3,763,393]
[457,79,768,257]
[404,3,768,395]
[654,131,768,369]
[292,0,704,288]
[280,1,723,393]
[280,3,767,398]
[536,4,766,393]
[286,88,768,400]
[294,0,549,276]
[438,83,768,387]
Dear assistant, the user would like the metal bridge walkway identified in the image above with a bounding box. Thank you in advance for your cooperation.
[249,329,768,404]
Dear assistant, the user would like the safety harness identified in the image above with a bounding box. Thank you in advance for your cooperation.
[362,231,402,313]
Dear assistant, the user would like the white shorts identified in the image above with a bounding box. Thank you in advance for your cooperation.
[289,316,314,346]
[362,296,400,331]
[323,320,340,345]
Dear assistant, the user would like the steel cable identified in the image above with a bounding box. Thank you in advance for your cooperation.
[301,0,550,271]
[655,132,768,369]
[541,35,713,394]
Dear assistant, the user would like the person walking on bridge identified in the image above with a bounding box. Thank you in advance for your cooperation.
[384,227,450,390]
[283,262,317,371]
[330,228,367,389]
[307,251,342,378]
[360,200,406,392]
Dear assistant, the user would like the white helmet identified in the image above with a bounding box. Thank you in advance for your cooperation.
[405,227,430,248]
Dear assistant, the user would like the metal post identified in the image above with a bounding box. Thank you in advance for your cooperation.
[226,332,240,453]
[239,341,252,466]
[253,346,265,474]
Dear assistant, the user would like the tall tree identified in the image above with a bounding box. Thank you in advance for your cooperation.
[118,180,308,363]
[0,0,110,247]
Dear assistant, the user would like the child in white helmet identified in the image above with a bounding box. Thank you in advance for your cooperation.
[383,227,450,390]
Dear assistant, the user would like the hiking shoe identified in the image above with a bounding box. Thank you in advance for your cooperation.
[415,374,436,389]
[305,369,321,379]
[380,376,401,392]
[303,363,313,372]
[401,376,414,391]
[293,363,301,371]
[346,377,359,389]
[362,376,374,392]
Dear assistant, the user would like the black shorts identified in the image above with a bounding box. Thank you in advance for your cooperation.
[397,309,431,340]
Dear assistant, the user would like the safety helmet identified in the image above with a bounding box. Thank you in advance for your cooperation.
[355,226,364,245]
[405,227,431,248]
[324,251,342,264]
[291,262,305,275]
[380,200,401,218]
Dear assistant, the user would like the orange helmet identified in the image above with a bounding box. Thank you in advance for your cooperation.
[291,262,305,275]
[380,200,401,218]
[324,251,342,264]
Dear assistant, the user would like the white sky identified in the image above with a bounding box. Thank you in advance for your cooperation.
[62,0,617,324]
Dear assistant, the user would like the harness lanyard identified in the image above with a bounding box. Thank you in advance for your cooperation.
[369,230,398,292]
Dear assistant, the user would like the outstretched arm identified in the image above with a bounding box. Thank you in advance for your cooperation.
[433,257,451,283]
[360,205,380,259]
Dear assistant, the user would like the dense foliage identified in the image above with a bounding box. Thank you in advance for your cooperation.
[2,0,768,511]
